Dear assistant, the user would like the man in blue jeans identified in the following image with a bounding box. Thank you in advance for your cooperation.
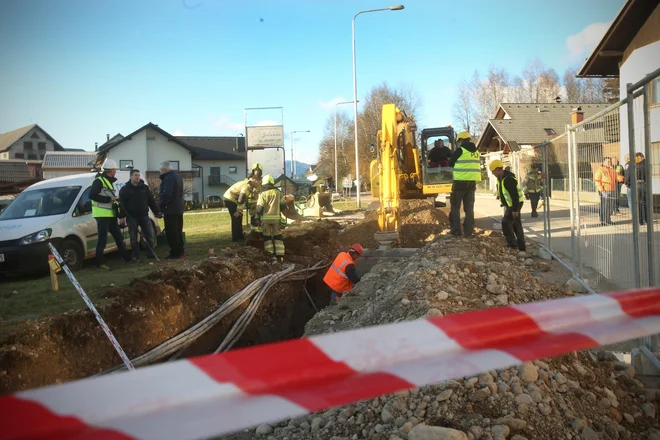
[119,169,162,261]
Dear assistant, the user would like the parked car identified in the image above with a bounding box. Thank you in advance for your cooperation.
[0,171,161,274]
[207,195,224,208]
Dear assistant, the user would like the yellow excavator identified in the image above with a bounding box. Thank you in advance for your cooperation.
[369,104,456,248]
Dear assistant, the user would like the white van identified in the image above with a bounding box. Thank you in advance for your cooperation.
[0,171,160,274]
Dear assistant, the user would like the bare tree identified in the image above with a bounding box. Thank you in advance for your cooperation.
[563,67,583,102]
[538,68,561,103]
[522,58,545,102]
[452,79,475,134]
[316,112,355,185]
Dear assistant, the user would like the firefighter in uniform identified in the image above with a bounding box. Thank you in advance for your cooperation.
[447,132,481,238]
[90,158,131,270]
[523,163,544,218]
[256,174,287,261]
[323,244,364,302]
[223,176,259,242]
[247,163,263,235]
[490,160,526,251]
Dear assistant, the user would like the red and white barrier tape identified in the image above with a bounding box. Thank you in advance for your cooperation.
[2,288,660,440]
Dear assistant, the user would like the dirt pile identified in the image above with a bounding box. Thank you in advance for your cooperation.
[234,232,660,440]
[0,247,328,394]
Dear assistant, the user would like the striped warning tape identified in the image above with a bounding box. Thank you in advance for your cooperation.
[2,288,660,440]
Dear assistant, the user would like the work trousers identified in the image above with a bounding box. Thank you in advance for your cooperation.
[225,200,244,242]
[262,222,284,256]
[449,186,475,236]
[164,214,184,257]
[528,193,540,216]
[599,191,614,224]
[615,182,622,212]
[127,215,156,259]
[638,183,648,225]
[95,217,130,266]
[502,207,526,251]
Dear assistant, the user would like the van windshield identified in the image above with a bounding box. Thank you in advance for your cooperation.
[0,186,81,220]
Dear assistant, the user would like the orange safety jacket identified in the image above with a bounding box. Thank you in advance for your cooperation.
[594,166,617,192]
[323,252,355,293]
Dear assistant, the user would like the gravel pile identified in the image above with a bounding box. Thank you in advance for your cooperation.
[227,229,660,440]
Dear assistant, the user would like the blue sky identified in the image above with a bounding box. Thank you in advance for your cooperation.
[0,0,624,164]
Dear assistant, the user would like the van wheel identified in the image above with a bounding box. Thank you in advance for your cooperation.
[60,239,83,271]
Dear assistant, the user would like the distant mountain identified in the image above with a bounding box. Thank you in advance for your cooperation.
[285,160,313,178]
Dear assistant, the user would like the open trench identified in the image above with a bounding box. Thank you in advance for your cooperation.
[0,200,447,395]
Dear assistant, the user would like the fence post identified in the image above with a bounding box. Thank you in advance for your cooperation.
[567,128,577,274]
[573,133,583,280]
[627,83,642,289]
[642,84,655,287]
[542,143,551,249]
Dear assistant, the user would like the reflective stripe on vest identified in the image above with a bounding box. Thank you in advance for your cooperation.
[453,147,482,182]
[323,252,354,293]
[259,188,282,222]
[92,176,116,218]
[500,175,525,207]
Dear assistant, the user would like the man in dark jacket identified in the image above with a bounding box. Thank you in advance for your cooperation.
[447,132,481,237]
[158,161,185,259]
[490,160,526,251]
[428,139,452,168]
[90,158,131,270]
[119,169,162,261]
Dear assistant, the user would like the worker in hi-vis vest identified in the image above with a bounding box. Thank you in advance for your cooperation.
[447,132,482,238]
[90,158,131,270]
[255,174,287,262]
[490,159,526,251]
[323,244,364,302]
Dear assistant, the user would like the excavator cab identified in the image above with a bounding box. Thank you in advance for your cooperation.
[420,127,456,196]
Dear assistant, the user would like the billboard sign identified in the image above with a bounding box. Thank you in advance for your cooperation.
[247,125,284,148]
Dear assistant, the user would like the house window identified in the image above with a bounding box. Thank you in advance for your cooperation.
[119,160,133,169]
[169,161,180,171]
[651,77,660,107]
[38,142,46,150]
[24,141,33,150]
[30,132,40,139]
[544,128,556,136]
[14,153,24,159]
[28,153,37,160]
[229,166,237,174]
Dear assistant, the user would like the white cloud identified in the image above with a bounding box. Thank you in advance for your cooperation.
[566,22,610,60]
[210,115,244,132]
[318,97,350,110]
[172,129,185,136]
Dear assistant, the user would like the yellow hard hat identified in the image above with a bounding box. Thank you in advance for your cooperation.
[252,163,263,171]
[456,131,471,141]
[489,159,504,172]
[262,174,275,185]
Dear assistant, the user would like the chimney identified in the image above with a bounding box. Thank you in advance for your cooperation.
[106,134,110,141]
[571,106,584,125]
[555,96,561,104]
[95,142,98,151]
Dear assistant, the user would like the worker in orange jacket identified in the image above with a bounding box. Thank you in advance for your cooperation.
[323,244,364,302]
[594,157,618,226]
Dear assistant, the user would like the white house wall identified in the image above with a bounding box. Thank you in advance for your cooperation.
[619,40,660,193]
[146,128,192,171]
[195,159,246,200]
[108,130,148,172]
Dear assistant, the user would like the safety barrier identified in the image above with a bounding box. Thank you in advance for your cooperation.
[2,287,660,440]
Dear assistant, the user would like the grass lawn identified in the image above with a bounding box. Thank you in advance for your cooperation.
[0,211,236,335]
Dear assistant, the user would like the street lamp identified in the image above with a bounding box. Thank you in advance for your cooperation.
[334,100,358,193]
[290,130,310,178]
[352,5,404,207]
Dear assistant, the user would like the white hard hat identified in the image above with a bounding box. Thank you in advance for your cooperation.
[102,158,118,170]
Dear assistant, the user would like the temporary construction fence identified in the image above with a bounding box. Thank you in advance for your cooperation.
[493,69,660,295]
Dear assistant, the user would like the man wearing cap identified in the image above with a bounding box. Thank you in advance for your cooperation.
[490,160,526,251]
[323,244,363,302]
[447,131,481,238]
[90,158,131,270]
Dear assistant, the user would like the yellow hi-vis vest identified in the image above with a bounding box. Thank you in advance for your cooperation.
[92,176,117,218]
[223,179,252,207]
[453,147,482,182]
[500,175,525,207]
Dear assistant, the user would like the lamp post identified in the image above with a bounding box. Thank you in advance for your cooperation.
[290,130,310,178]
[352,4,404,207]
[334,100,358,193]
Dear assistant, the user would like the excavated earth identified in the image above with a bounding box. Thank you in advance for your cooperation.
[0,200,447,394]
[229,231,660,440]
